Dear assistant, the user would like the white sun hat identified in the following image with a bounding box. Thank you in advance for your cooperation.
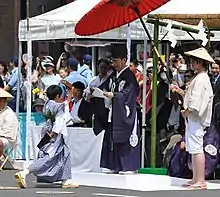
[41,55,55,68]
[184,47,215,63]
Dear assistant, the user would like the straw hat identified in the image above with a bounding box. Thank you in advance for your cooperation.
[0,88,13,101]
[184,47,215,63]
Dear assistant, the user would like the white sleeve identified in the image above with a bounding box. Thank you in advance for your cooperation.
[88,76,97,87]
[52,107,65,134]
[84,76,97,95]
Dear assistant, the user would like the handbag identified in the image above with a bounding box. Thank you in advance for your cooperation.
[37,132,52,149]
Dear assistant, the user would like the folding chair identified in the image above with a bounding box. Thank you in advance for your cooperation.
[0,137,18,171]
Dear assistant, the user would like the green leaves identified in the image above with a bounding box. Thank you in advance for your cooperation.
[44,110,56,123]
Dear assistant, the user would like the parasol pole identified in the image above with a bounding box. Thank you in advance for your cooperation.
[133,8,163,167]
[26,0,30,32]
[150,20,159,168]
[133,8,165,74]
[141,38,147,168]
[166,42,170,99]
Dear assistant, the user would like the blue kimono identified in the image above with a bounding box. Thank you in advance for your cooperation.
[28,100,71,183]
[167,136,192,178]
[168,123,220,179]
[203,124,220,178]
[93,67,140,172]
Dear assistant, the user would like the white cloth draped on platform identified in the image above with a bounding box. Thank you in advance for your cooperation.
[31,126,104,172]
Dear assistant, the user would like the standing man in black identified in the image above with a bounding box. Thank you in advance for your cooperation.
[210,58,220,107]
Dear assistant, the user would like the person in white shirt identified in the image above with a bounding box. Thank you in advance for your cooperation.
[86,58,111,102]
[0,88,18,156]
[181,47,214,190]
[41,56,61,91]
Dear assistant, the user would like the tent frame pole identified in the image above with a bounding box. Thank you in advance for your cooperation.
[150,20,159,168]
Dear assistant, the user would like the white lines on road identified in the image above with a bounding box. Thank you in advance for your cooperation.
[0,186,20,190]
[92,193,141,197]
[36,191,75,194]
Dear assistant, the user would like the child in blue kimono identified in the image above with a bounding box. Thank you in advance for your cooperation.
[14,85,78,189]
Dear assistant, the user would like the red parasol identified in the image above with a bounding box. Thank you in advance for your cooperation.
[75,0,169,36]
[75,0,170,66]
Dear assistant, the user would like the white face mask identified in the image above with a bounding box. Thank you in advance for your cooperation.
[160,72,167,81]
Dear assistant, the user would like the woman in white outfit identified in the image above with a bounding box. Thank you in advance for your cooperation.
[181,47,214,190]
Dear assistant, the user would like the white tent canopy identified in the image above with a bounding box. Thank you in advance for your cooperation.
[18,0,148,41]
[150,0,220,15]
[18,0,210,42]
[149,0,220,40]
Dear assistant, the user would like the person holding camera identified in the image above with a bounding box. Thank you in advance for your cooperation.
[170,54,187,88]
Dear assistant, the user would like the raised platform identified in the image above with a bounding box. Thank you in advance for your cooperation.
[71,172,220,191]
[14,161,220,191]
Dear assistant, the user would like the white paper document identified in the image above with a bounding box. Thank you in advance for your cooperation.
[72,116,85,123]
[91,87,107,99]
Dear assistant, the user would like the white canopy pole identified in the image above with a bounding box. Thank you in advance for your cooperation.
[92,47,96,75]
[26,36,32,163]
[25,0,31,163]
[126,24,131,66]
[16,42,22,116]
[141,38,147,168]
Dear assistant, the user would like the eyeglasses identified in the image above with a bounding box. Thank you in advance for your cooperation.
[112,58,118,62]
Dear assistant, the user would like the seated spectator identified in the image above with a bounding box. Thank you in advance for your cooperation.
[32,98,45,113]
[0,88,18,156]
[69,82,91,127]
[59,67,68,79]
[4,57,23,112]
[167,106,220,180]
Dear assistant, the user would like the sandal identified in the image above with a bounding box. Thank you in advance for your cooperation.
[181,181,195,188]
[14,172,26,189]
[62,184,79,189]
[186,183,207,190]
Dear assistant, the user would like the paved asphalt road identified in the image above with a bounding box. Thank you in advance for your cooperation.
[0,171,220,197]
